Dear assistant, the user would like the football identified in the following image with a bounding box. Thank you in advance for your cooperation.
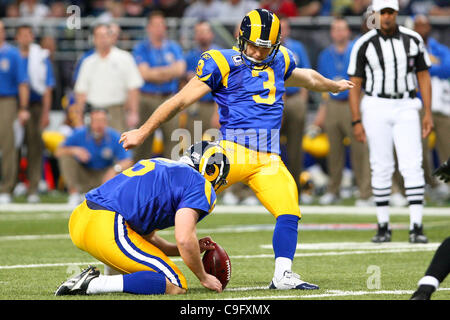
[202,243,231,289]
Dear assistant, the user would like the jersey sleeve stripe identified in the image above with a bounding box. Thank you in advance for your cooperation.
[248,10,262,43]
[208,50,230,87]
[279,46,290,76]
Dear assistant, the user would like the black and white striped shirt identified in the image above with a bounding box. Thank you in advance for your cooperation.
[348,25,431,99]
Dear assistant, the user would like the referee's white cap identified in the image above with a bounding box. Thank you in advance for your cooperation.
[372,0,399,12]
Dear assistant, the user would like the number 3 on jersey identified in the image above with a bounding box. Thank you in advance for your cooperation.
[252,67,276,105]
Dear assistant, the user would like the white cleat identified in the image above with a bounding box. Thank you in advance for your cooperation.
[269,271,319,290]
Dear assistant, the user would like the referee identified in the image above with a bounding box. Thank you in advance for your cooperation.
[348,0,433,243]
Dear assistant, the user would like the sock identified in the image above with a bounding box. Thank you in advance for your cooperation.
[375,206,389,225]
[272,214,299,280]
[274,257,292,281]
[86,274,123,294]
[409,204,423,230]
[123,271,166,295]
[417,276,439,290]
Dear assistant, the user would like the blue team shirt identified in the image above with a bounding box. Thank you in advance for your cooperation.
[133,39,184,94]
[283,38,311,96]
[427,38,450,79]
[22,56,56,103]
[0,43,28,96]
[185,45,222,102]
[85,158,217,235]
[195,46,297,154]
[63,126,132,170]
[317,42,354,100]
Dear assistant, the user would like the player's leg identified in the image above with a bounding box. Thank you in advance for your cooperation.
[392,102,427,242]
[411,237,450,300]
[57,201,187,295]
[245,154,318,290]
[361,97,395,241]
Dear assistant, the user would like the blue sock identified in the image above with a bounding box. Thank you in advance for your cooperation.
[123,271,166,295]
[272,214,299,260]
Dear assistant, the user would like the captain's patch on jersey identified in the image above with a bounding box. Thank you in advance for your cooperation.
[232,55,243,66]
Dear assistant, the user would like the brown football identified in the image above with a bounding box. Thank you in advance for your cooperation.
[202,243,231,289]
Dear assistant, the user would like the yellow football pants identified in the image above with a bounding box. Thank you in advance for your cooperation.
[69,200,188,289]
[217,140,301,218]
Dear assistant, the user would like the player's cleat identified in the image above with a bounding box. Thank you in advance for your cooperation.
[55,265,100,296]
[409,224,428,244]
[269,271,319,290]
[371,223,392,243]
[410,284,435,300]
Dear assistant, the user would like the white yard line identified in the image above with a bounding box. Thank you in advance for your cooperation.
[1,203,449,216]
[218,288,450,300]
[0,246,439,270]
[260,241,441,251]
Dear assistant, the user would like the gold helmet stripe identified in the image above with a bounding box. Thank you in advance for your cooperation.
[268,13,280,45]
[248,10,262,43]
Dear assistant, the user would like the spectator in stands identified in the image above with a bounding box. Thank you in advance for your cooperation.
[279,17,311,201]
[124,0,147,18]
[74,23,143,133]
[295,0,323,16]
[19,0,49,19]
[97,0,126,23]
[5,3,20,18]
[55,109,133,207]
[220,0,261,22]
[48,1,67,18]
[0,20,29,205]
[340,0,370,16]
[183,0,223,20]
[153,0,189,18]
[16,24,55,204]
[183,20,221,144]
[414,14,450,199]
[429,0,450,16]
[316,17,372,206]
[261,0,298,17]
[132,11,186,160]
[400,0,442,16]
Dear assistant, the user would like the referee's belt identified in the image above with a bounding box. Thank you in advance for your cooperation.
[366,90,416,99]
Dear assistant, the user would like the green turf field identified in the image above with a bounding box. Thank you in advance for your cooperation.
[1,202,449,300]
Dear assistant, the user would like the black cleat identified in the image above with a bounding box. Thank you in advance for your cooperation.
[409,224,428,244]
[410,285,435,300]
[55,265,100,296]
[371,223,392,243]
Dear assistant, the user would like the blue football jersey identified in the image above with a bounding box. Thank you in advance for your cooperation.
[85,158,217,235]
[195,46,297,154]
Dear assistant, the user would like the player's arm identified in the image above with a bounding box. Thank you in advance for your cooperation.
[416,69,433,138]
[285,68,354,93]
[119,77,211,150]
[348,76,366,143]
[174,207,222,292]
